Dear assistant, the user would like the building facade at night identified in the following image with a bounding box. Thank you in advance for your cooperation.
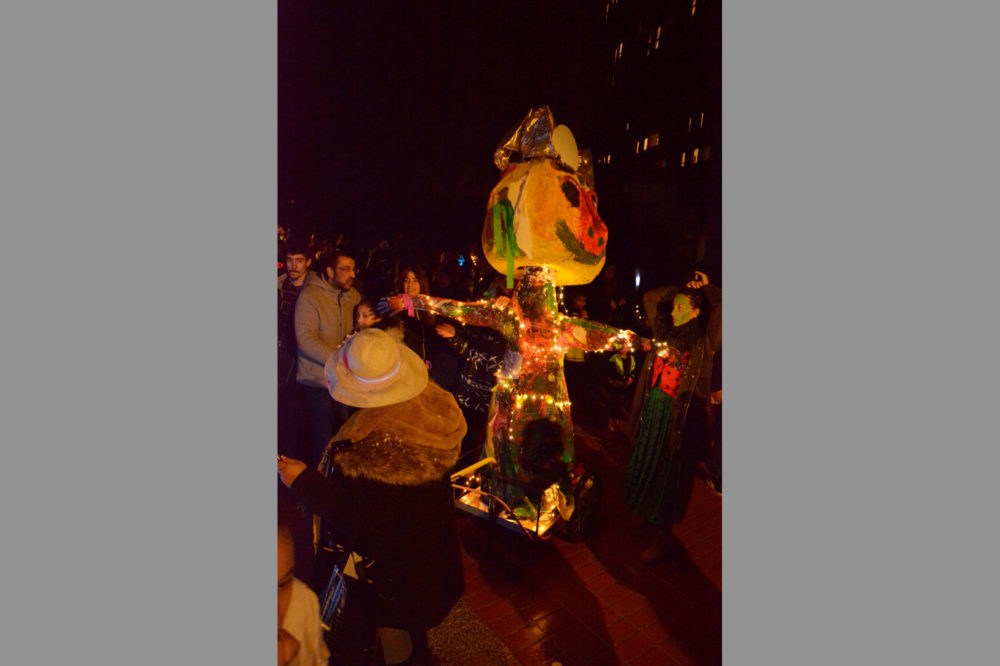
[591,0,722,285]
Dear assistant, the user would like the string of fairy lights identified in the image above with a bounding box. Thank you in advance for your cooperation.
[407,284,679,460]
[427,289,676,419]
[412,276,684,529]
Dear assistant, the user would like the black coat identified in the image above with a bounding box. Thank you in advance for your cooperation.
[292,467,464,632]
[290,383,466,632]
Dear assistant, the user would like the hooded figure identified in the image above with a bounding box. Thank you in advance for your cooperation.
[278,327,467,664]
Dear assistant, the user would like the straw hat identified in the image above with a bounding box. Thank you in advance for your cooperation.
[324,327,428,408]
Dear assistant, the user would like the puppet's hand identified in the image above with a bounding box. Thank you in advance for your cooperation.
[378,295,407,315]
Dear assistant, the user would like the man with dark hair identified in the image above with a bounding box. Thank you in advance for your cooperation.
[294,248,361,466]
[279,238,321,459]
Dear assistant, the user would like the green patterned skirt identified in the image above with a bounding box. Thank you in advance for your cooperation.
[623,386,695,527]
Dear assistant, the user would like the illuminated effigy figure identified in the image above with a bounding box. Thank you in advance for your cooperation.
[389,107,645,521]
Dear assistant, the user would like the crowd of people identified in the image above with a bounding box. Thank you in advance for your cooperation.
[275,228,722,665]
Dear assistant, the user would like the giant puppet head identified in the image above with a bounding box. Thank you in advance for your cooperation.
[481,107,608,288]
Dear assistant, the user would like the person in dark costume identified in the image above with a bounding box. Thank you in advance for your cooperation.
[623,271,721,564]
[602,342,638,430]
[278,327,467,665]
[434,315,509,469]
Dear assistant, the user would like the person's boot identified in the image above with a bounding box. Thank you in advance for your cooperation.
[640,528,673,564]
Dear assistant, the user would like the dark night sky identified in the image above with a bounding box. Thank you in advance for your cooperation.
[322,3,599,153]
[280,1,607,256]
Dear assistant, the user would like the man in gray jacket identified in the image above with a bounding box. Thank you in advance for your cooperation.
[294,248,361,466]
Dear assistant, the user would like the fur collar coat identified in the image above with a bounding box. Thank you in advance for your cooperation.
[331,382,466,486]
[293,382,468,632]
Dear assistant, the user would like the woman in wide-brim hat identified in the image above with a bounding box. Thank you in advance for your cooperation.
[278,327,467,664]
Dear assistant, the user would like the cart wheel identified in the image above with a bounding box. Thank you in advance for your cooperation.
[561,472,601,542]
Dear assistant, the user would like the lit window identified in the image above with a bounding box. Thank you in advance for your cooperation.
[646,132,659,148]
[692,148,699,164]
[691,0,697,17]
[655,26,661,49]
[643,138,648,151]
[687,117,692,133]
[625,121,629,131]
[636,141,641,154]
[700,112,704,128]
[681,152,686,167]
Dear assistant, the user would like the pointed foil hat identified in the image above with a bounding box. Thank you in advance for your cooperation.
[492,106,595,188]
[493,106,559,171]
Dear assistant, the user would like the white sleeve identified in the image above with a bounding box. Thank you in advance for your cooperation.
[281,579,330,666]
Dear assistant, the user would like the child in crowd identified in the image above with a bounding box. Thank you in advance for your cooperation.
[279,507,330,666]
[353,299,382,333]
